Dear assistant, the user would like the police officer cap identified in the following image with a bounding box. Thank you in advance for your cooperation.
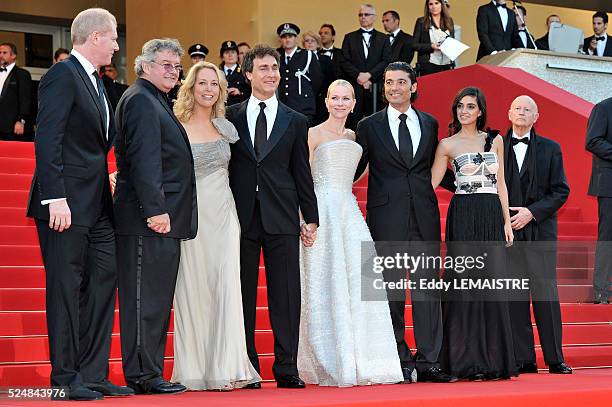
[220,40,239,56]
[188,43,209,57]
[277,23,300,37]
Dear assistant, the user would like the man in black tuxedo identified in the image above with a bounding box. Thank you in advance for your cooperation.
[586,97,612,304]
[583,11,611,57]
[277,23,322,124]
[226,45,318,389]
[354,62,456,383]
[26,8,133,401]
[503,95,572,375]
[514,5,537,49]
[476,0,523,61]
[316,24,343,124]
[382,10,415,65]
[0,42,32,140]
[100,63,128,111]
[113,38,197,394]
[341,4,391,127]
[535,14,561,51]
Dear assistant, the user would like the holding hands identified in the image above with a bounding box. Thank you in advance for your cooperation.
[301,223,318,247]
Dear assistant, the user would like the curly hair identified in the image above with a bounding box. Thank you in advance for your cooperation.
[174,61,227,122]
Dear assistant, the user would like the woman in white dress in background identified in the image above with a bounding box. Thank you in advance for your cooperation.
[298,80,404,387]
[171,61,260,390]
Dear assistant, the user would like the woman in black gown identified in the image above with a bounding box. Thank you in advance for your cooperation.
[431,87,518,380]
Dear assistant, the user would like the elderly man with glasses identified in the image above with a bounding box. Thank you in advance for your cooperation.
[113,38,198,395]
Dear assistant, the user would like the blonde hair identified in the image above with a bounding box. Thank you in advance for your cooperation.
[71,8,117,45]
[302,31,321,48]
[326,79,355,99]
[174,61,228,122]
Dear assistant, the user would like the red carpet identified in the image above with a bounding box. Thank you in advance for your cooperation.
[1,369,612,406]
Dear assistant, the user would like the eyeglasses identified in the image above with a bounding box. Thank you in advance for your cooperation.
[358,13,374,17]
[151,61,183,73]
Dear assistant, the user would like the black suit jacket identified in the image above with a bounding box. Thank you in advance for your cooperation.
[535,33,550,51]
[0,65,32,135]
[112,78,197,239]
[222,64,250,106]
[318,47,343,80]
[355,107,449,241]
[101,75,128,112]
[227,99,318,235]
[27,55,114,227]
[278,48,322,116]
[504,130,569,241]
[583,35,612,57]
[518,29,537,49]
[388,30,415,65]
[476,2,522,61]
[586,97,612,197]
[413,17,455,65]
[341,29,391,84]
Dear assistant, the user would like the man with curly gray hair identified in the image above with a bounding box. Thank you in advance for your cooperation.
[113,38,197,395]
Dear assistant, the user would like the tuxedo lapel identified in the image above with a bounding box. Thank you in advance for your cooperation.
[260,103,290,161]
[235,101,256,160]
[154,89,192,160]
[374,108,405,168]
[69,56,107,144]
[0,68,13,99]
[489,3,506,32]
[355,32,367,62]
[411,109,431,168]
[605,39,612,57]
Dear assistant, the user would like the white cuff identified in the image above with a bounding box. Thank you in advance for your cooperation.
[41,198,67,205]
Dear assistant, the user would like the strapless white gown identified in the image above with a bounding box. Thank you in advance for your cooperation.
[298,139,403,387]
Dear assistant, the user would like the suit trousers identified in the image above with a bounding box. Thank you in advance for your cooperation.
[508,245,564,365]
[593,197,612,295]
[381,202,443,371]
[117,234,180,384]
[35,215,116,387]
[240,199,301,378]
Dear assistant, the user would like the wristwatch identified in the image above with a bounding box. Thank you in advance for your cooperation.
[19,119,26,125]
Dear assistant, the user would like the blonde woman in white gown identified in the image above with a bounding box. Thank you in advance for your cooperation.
[298,80,404,387]
[171,61,260,390]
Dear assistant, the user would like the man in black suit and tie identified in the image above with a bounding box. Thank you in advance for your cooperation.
[382,10,415,65]
[586,97,612,304]
[0,42,32,141]
[514,5,537,49]
[583,12,612,57]
[503,95,573,375]
[341,4,391,127]
[113,38,197,395]
[26,8,133,401]
[355,62,456,384]
[476,0,523,61]
[226,45,318,389]
[535,14,561,51]
[316,24,343,124]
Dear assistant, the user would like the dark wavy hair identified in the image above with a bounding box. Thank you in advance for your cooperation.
[422,0,454,32]
[449,87,487,136]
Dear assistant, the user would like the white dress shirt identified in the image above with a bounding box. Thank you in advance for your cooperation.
[589,33,608,56]
[246,94,278,145]
[361,28,373,58]
[224,63,238,76]
[519,30,528,48]
[494,1,509,32]
[512,130,530,172]
[387,104,421,155]
[389,28,400,45]
[41,50,110,206]
[284,47,298,64]
[321,46,334,59]
[0,62,15,96]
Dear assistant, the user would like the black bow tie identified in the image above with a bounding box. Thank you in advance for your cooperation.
[495,2,505,8]
[360,29,373,35]
[596,36,606,41]
[512,137,530,146]
[388,33,395,38]
[0,67,7,72]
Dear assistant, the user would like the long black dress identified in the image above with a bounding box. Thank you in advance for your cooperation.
[440,134,518,380]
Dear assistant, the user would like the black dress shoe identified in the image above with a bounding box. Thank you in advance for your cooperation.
[418,367,458,383]
[549,362,573,374]
[243,382,262,389]
[401,367,417,383]
[276,375,306,388]
[84,380,135,396]
[594,291,610,304]
[518,362,539,373]
[127,378,187,394]
[55,386,103,401]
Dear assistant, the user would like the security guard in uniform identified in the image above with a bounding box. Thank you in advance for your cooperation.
[276,23,322,125]
[188,43,208,64]
[220,40,250,106]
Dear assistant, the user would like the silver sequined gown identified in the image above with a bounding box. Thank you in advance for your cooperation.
[171,118,260,390]
[298,139,403,387]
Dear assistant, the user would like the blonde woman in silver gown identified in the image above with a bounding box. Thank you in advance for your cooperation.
[298,80,404,387]
[171,61,260,390]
